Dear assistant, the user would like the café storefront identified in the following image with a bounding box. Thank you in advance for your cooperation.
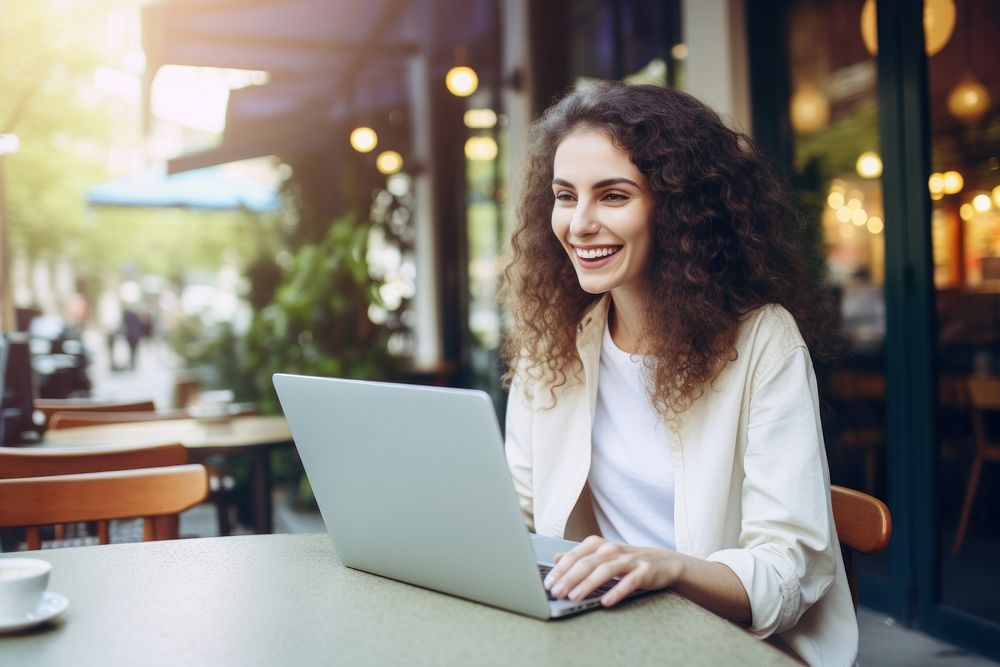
[143,0,1000,658]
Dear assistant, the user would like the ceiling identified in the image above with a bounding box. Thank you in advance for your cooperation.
[142,0,497,172]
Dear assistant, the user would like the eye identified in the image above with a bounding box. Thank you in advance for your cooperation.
[603,192,629,202]
[554,191,577,202]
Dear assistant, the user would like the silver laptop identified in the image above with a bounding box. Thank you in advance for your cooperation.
[273,373,626,619]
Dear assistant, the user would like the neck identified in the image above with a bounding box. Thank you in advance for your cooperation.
[608,289,646,354]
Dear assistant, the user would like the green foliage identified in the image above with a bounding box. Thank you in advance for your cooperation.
[167,316,256,403]
[2,0,118,267]
[793,102,880,186]
[83,206,278,282]
[245,211,397,413]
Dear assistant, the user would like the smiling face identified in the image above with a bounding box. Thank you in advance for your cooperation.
[551,130,655,302]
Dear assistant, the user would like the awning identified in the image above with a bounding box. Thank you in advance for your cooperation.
[86,166,279,211]
[141,0,496,173]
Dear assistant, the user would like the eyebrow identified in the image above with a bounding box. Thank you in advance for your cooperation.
[551,177,641,189]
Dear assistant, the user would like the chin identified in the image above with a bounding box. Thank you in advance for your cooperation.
[574,277,612,295]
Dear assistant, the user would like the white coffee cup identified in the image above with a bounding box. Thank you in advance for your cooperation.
[0,558,51,622]
[190,389,235,424]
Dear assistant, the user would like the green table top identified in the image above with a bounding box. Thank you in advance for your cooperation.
[0,534,794,666]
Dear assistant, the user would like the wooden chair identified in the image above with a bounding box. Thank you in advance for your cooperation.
[34,398,156,429]
[0,464,208,549]
[831,484,892,608]
[0,443,190,549]
[0,443,188,479]
[951,376,1000,554]
[41,409,249,536]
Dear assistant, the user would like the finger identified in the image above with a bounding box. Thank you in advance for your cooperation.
[601,560,651,607]
[552,548,623,598]
[567,557,632,601]
[545,536,604,589]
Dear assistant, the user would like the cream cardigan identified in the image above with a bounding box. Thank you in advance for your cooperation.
[504,296,858,666]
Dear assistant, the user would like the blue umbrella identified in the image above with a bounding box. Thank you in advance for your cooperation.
[86,166,279,211]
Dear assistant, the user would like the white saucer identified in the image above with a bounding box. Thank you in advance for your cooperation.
[0,591,69,634]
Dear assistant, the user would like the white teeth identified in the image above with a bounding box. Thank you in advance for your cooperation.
[575,247,620,259]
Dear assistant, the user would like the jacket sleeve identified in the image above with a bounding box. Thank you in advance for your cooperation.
[705,346,837,637]
[504,373,536,531]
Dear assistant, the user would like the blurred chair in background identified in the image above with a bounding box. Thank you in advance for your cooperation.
[36,410,241,537]
[33,398,155,431]
[0,443,189,550]
[952,376,1000,554]
[826,369,886,495]
[0,464,208,549]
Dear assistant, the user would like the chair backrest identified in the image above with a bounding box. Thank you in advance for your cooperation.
[48,409,188,430]
[34,399,156,428]
[831,484,892,608]
[0,443,188,479]
[0,465,208,549]
[968,376,1000,411]
[47,404,259,430]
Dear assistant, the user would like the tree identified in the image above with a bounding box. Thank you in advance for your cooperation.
[1,0,119,316]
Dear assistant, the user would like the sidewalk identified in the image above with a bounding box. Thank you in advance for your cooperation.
[81,330,180,408]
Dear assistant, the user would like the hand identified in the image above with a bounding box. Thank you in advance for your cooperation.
[543,535,685,607]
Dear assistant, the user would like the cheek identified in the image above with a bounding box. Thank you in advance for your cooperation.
[551,209,570,239]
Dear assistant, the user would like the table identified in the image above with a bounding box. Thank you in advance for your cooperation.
[40,415,293,534]
[0,534,796,666]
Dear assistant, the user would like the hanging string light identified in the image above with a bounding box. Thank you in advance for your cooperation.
[445,46,478,97]
[947,3,991,125]
[860,0,955,56]
[446,66,478,97]
[349,127,378,153]
[856,151,883,179]
[789,84,830,135]
[376,150,404,175]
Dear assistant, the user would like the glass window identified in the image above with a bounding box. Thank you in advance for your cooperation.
[927,0,1000,625]
[785,0,889,581]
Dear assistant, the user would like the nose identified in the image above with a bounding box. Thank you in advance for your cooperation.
[568,198,599,238]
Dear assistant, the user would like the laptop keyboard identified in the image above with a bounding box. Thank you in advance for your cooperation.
[538,564,617,602]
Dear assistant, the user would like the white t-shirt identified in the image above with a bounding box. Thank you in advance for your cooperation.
[588,321,676,550]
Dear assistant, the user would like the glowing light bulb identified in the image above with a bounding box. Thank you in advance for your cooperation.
[790,85,830,135]
[376,150,403,175]
[463,109,497,129]
[948,78,991,125]
[856,151,883,178]
[928,173,944,195]
[941,171,964,195]
[861,0,955,56]
[445,66,478,97]
[464,136,498,161]
[349,127,378,153]
[973,194,992,212]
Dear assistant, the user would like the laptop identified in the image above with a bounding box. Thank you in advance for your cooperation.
[272,373,632,619]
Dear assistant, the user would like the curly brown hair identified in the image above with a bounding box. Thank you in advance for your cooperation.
[501,81,838,415]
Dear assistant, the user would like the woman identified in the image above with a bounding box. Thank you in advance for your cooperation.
[501,82,856,666]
